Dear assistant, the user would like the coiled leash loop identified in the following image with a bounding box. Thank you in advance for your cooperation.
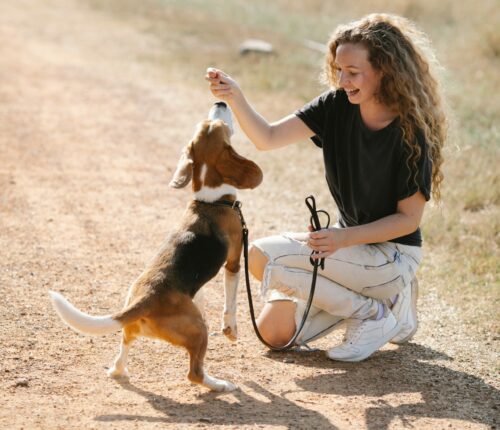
[305,195,330,270]
[242,195,329,351]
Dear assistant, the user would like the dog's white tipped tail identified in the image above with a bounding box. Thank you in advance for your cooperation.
[49,291,122,336]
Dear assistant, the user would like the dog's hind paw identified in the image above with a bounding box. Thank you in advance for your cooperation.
[203,374,237,392]
[220,380,238,392]
[222,324,237,341]
[107,366,130,379]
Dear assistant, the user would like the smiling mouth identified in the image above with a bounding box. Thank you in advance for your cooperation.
[345,89,360,97]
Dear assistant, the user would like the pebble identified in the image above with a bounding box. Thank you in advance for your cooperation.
[199,418,211,423]
[239,39,274,55]
[14,378,29,388]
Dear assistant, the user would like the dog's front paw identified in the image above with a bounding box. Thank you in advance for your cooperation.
[222,313,237,341]
[222,324,238,341]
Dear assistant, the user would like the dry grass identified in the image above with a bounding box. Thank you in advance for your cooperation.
[86,0,499,339]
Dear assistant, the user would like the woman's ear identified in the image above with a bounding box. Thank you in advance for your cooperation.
[169,144,193,188]
[215,145,263,189]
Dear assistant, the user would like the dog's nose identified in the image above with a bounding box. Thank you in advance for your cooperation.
[208,102,234,135]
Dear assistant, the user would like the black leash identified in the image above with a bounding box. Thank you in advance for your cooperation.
[240,195,329,351]
[195,196,329,351]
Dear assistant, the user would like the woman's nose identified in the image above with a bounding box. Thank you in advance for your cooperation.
[338,71,348,87]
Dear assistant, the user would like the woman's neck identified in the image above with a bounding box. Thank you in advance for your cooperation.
[359,101,398,131]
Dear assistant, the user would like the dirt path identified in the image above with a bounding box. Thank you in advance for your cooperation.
[0,1,498,429]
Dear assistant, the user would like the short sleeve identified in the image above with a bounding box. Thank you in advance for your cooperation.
[396,133,433,201]
[294,91,334,148]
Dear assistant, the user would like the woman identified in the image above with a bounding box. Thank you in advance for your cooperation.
[206,13,446,362]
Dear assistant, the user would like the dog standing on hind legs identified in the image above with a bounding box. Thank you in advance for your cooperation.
[50,102,263,392]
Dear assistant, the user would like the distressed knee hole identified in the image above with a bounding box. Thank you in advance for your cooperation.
[248,245,269,281]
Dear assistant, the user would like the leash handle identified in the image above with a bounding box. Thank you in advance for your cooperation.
[305,195,321,230]
[243,195,329,352]
[306,195,329,270]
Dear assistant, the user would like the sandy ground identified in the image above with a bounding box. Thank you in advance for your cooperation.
[0,1,498,429]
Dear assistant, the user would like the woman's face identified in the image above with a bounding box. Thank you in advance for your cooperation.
[334,43,382,106]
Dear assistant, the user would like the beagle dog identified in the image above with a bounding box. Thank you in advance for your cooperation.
[50,102,263,392]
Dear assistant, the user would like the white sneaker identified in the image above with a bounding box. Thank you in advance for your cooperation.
[390,278,419,344]
[326,307,400,362]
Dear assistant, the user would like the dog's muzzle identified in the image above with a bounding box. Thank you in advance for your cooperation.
[208,101,234,135]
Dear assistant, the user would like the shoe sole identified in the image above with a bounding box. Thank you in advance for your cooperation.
[391,278,419,344]
[326,322,401,362]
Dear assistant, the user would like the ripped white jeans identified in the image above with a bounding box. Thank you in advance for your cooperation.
[252,233,422,345]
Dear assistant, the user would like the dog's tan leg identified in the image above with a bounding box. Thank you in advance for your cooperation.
[107,324,138,378]
[149,296,236,392]
[187,323,237,392]
[193,289,206,321]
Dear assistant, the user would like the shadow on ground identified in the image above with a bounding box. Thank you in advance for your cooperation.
[95,343,498,429]
[96,378,335,428]
[274,343,499,429]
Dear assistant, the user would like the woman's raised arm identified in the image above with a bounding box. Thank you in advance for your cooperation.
[206,68,314,151]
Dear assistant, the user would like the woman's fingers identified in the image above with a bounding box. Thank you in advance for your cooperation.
[308,244,331,252]
[212,88,232,97]
[206,67,221,77]
[308,236,331,246]
[309,229,330,239]
[307,229,336,254]
[310,251,333,259]
[206,67,230,82]
[209,67,228,78]
[204,67,244,105]
[210,83,231,91]
[206,68,235,100]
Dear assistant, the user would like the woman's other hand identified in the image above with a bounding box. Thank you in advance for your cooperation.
[307,228,348,259]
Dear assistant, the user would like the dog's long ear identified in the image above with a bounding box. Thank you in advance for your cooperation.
[169,145,193,189]
[215,145,263,189]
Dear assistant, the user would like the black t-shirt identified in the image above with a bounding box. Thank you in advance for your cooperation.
[295,89,432,247]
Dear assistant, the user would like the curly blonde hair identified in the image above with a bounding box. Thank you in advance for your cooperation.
[324,13,447,201]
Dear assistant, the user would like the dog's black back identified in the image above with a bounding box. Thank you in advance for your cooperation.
[149,219,228,298]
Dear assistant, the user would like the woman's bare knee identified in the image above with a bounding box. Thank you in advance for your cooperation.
[256,301,296,348]
[256,320,292,347]
[248,245,269,281]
